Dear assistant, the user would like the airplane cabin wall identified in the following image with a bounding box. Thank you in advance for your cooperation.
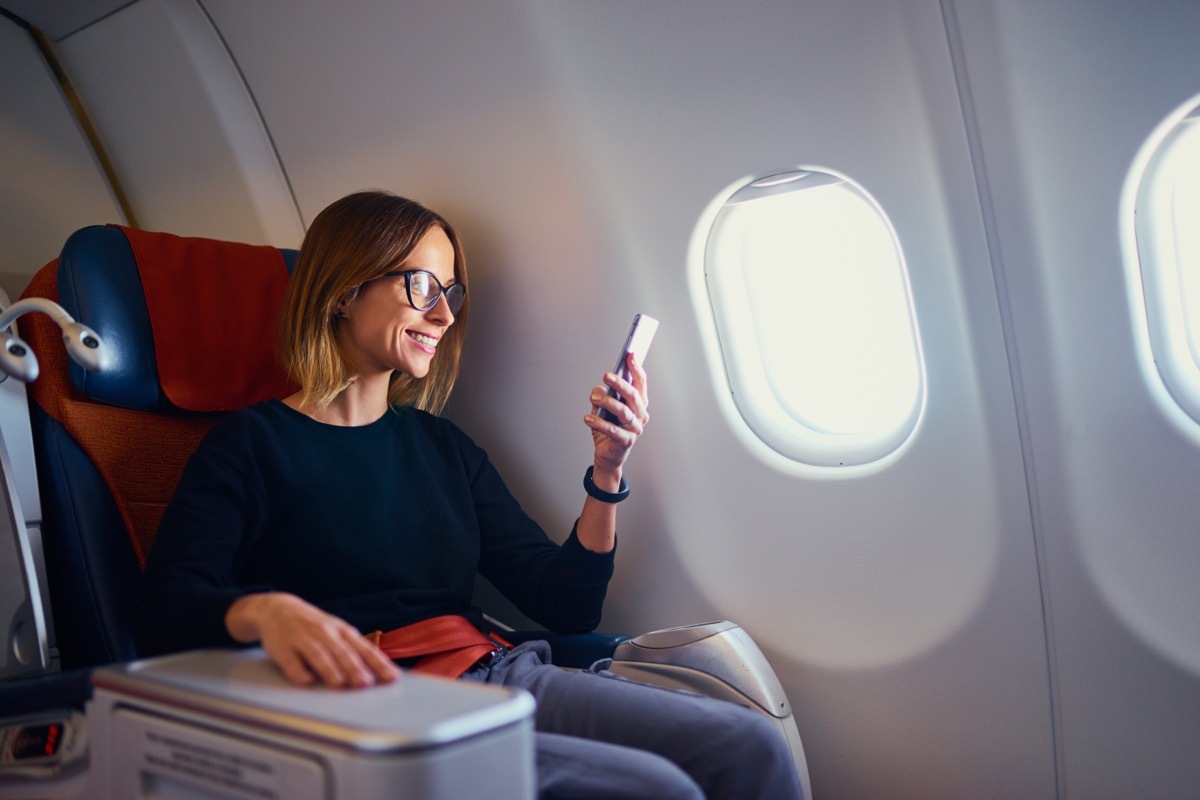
[951,3,1200,798]
[49,0,306,246]
[0,14,122,301]
[1,2,1198,799]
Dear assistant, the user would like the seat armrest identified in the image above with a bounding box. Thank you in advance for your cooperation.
[608,620,813,799]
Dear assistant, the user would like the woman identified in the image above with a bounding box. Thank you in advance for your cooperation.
[133,191,803,799]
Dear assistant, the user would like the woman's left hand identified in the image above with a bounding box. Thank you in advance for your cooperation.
[585,351,649,474]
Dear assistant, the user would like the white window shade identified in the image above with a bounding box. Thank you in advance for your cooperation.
[1128,100,1200,427]
[699,168,925,468]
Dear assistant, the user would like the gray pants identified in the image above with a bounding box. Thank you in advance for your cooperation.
[462,641,804,800]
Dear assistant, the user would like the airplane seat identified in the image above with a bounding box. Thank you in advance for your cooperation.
[16,224,297,674]
[10,224,627,676]
[3,224,811,798]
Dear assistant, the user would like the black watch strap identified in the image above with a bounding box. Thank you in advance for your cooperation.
[583,465,630,503]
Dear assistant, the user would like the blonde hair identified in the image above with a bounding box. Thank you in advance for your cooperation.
[277,191,469,414]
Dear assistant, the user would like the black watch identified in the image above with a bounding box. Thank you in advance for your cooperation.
[583,465,630,503]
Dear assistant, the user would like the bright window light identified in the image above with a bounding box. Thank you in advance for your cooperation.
[698,168,925,468]
[1127,98,1200,428]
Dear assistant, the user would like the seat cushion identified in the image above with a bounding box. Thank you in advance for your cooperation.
[55,225,298,412]
[118,225,295,411]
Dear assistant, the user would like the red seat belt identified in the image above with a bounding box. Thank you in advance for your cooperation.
[366,615,510,678]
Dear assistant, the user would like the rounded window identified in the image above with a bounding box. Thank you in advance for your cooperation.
[693,167,925,469]
[1125,94,1200,429]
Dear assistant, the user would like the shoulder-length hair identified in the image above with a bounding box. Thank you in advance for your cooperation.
[277,191,469,414]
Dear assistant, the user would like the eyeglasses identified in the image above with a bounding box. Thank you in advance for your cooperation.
[384,270,466,315]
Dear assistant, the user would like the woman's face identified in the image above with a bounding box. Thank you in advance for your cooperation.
[336,226,458,380]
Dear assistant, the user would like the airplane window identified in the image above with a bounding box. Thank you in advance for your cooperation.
[696,168,925,469]
[1126,96,1200,427]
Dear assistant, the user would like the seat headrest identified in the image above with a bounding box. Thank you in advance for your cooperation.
[56,225,298,412]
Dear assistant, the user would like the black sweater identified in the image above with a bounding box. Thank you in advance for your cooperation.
[132,400,615,657]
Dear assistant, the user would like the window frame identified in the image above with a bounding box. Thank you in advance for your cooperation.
[688,166,926,473]
[1122,94,1200,440]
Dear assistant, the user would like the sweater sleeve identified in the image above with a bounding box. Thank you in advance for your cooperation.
[131,416,271,656]
[454,426,616,633]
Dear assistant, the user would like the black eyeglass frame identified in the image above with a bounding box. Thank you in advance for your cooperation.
[383,269,466,315]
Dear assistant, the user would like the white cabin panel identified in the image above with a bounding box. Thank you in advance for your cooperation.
[52,0,304,245]
[952,1,1200,798]
[0,15,122,300]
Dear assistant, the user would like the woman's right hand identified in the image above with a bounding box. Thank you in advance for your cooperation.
[225,592,401,688]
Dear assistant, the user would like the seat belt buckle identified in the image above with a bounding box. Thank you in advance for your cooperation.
[482,634,511,666]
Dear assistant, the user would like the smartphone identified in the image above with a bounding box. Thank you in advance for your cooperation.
[598,313,658,424]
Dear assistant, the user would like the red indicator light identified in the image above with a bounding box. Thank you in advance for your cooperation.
[44,723,61,756]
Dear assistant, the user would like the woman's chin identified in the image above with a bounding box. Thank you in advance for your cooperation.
[397,358,432,380]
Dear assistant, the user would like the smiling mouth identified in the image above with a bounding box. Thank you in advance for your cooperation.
[408,331,438,348]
